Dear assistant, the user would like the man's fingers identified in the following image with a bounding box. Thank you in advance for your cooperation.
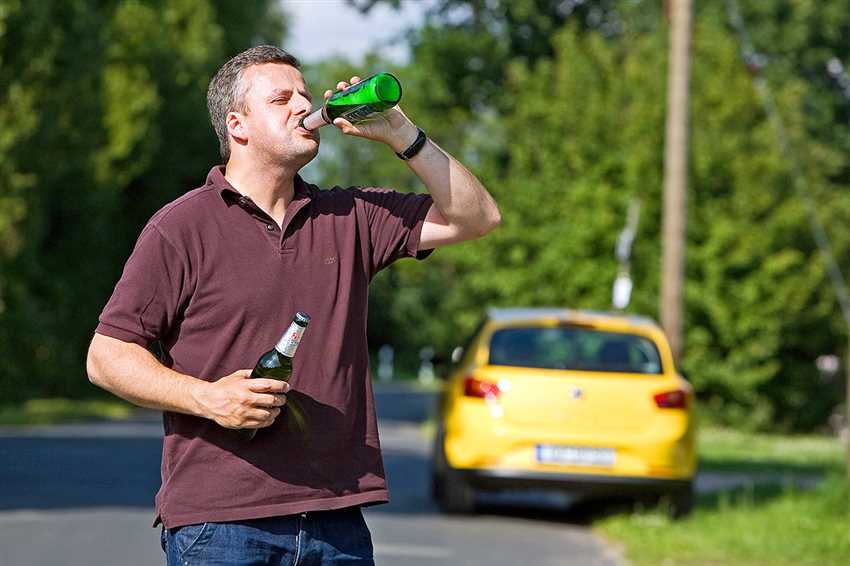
[332,118,355,134]
[235,404,283,428]
[328,77,362,99]
[241,419,275,429]
[226,369,253,380]
[261,407,282,428]
[246,378,290,394]
[251,393,286,408]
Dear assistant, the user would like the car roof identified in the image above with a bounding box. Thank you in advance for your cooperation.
[486,307,661,331]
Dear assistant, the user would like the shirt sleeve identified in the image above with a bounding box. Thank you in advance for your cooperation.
[95,222,192,347]
[352,187,435,277]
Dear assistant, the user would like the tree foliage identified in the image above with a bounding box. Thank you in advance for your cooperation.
[2,0,849,431]
[0,0,285,401]
[333,0,850,430]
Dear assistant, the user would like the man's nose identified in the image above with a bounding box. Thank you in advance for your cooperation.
[294,94,313,115]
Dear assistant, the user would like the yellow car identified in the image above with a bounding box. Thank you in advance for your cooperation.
[431,308,697,516]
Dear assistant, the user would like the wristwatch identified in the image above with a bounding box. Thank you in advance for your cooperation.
[396,128,428,160]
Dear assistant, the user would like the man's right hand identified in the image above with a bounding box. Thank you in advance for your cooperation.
[193,369,289,430]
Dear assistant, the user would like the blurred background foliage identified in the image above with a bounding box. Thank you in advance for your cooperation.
[0,0,285,401]
[1,0,849,432]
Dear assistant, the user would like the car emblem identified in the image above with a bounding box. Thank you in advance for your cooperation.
[571,387,583,400]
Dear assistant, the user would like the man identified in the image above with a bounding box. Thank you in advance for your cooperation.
[87,45,500,565]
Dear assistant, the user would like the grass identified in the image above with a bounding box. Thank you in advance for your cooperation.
[596,426,849,566]
[0,398,136,425]
[698,426,845,476]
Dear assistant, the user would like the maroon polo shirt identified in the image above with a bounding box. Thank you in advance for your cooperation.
[95,165,433,528]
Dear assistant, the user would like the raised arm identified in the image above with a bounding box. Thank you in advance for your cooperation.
[325,76,501,250]
[390,128,501,250]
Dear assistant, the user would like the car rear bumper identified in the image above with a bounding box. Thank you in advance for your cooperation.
[458,467,692,497]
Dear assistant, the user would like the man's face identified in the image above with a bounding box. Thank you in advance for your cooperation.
[233,63,319,166]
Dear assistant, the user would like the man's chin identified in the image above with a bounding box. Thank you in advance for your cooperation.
[299,142,320,164]
[283,143,319,169]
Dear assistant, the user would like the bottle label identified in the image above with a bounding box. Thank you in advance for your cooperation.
[341,104,378,123]
[276,321,305,357]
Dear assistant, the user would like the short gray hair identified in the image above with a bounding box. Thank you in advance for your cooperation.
[207,45,300,161]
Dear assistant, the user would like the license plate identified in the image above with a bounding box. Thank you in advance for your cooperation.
[536,444,616,467]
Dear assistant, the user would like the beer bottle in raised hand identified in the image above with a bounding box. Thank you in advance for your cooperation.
[299,72,402,131]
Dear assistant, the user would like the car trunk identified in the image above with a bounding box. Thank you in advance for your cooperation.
[474,365,674,435]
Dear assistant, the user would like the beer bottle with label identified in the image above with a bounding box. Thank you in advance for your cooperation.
[237,311,311,441]
[299,72,402,131]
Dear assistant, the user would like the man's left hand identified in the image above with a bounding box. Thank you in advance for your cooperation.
[325,76,420,154]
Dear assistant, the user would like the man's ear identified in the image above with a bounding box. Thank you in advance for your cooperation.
[226,111,248,147]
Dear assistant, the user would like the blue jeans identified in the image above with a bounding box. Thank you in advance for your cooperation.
[160,507,375,565]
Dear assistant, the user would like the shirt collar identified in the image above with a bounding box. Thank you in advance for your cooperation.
[207,165,313,206]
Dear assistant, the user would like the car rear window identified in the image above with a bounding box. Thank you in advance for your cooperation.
[488,326,663,374]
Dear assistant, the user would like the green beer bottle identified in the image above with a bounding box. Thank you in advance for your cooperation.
[237,311,311,442]
[299,72,402,131]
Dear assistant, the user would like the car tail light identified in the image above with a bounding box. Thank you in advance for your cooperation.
[654,389,688,409]
[464,375,501,399]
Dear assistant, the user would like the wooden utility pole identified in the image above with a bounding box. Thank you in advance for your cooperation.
[661,0,693,364]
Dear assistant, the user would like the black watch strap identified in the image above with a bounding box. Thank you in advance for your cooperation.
[396,128,427,160]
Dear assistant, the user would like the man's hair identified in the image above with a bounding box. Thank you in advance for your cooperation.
[207,45,300,161]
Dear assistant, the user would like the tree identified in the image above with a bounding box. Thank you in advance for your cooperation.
[0,0,286,401]
[323,2,850,430]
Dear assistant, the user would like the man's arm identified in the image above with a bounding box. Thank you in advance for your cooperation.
[389,130,501,250]
[86,333,287,430]
[325,77,501,250]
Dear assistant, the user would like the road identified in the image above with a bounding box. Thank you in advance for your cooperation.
[0,384,624,566]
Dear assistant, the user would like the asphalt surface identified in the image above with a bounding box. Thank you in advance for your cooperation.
[0,384,624,566]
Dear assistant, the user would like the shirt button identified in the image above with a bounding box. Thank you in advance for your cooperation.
[266,224,275,231]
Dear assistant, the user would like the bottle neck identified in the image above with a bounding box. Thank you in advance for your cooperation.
[274,320,306,357]
[300,107,330,131]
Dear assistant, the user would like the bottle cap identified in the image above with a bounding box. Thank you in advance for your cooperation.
[294,312,311,326]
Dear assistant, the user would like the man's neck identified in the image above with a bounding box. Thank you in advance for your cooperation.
[224,158,298,227]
